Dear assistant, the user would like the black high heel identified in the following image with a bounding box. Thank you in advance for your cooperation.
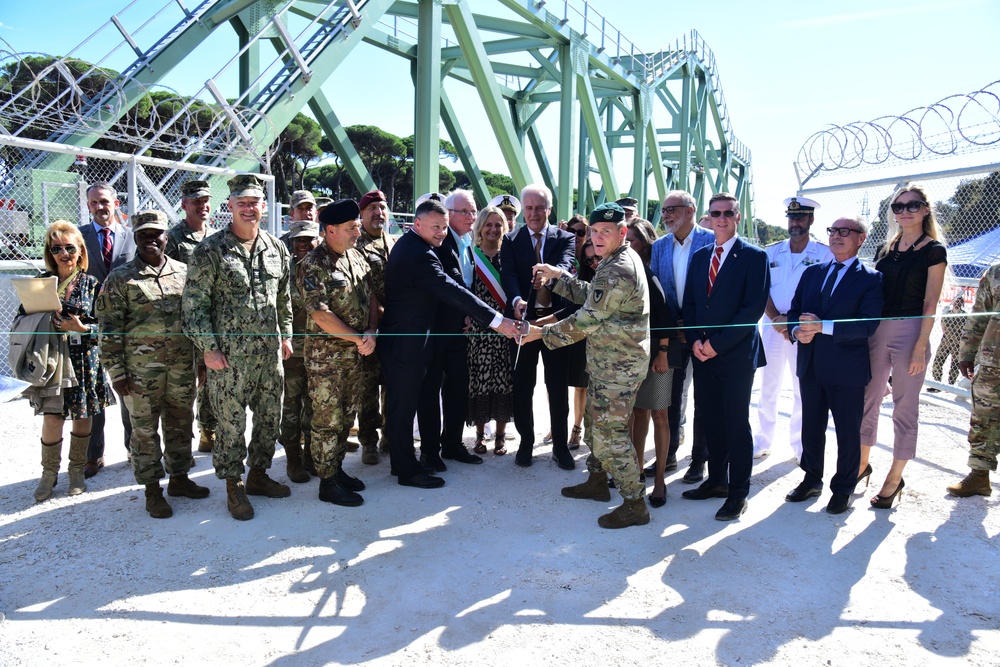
[857,464,873,489]
[649,493,666,508]
[871,478,905,509]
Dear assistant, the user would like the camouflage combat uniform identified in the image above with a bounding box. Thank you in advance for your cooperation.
[543,243,650,500]
[959,263,1000,471]
[355,227,395,448]
[279,257,313,453]
[182,227,292,480]
[96,255,195,484]
[165,220,217,434]
[296,243,374,478]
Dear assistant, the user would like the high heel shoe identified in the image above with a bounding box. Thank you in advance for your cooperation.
[648,493,666,508]
[870,478,905,509]
[857,464,872,489]
[568,425,582,451]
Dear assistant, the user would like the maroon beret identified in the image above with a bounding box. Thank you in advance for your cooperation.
[358,190,387,211]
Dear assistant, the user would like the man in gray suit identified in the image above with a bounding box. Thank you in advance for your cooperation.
[649,190,714,483]
[80,182,137,476]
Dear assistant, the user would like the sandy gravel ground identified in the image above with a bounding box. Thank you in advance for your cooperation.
[0,377,997,666]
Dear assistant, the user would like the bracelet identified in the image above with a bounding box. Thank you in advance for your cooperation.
[918,331,930,340]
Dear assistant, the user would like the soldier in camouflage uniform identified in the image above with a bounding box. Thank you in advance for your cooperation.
[97,211,210,518]
[182,174,294,521]
[947,262,1000,497]
[165,179,218,453]
[279,191,320,483]
[297,199,379,507]
[524,202,651,529]
[355,189,395,463]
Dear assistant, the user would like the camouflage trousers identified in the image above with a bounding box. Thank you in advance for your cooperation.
[196,376,217,431]
[307,350,364,478]
[279,356,313,450]
[207,352,283,480]
[357,354,383,449]
[123,356,196,485]
[968,365,1000,471]
[587,375,644,500]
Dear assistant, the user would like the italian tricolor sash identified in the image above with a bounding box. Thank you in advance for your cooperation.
[473,246,506,309]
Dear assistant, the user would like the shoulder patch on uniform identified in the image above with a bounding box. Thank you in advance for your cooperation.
[302,275,318,292]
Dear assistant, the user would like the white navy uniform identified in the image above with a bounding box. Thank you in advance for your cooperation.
[755,237,834,459]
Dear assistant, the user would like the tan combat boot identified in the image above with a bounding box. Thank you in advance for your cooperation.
[946,469,992,497]
[226,478,254,520]
[598,497,651,529]
[34,439,62,502]
[246,467,291,498]
[67,432,89,496]
[561,471,612,502]
[284,442,310,483]
[198,428,215,453]
[167,473,211,499]
[145,483,173,518]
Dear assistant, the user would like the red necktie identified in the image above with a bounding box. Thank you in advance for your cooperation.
[708,246,723,295]
[101,227,113,272]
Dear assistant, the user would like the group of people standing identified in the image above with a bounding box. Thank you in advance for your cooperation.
[14,175,998,527]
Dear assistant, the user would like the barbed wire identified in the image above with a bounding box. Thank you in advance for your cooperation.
[795,80,1000,175]
[0,44,275,163]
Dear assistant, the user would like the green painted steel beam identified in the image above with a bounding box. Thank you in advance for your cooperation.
[556,42,578,221]
[389,1,550,39]
[440,88,491,205]
[577,69,618,199]
[441,36,550,59]
[307,92,377,193]
[442,0,531,189]
[413,0,441,197]
[526,125,556,202]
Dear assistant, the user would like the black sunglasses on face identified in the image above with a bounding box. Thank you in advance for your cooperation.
[827,227,861,237]
[709,210,737,218]
[568,228,587,238]
[49,245,78,255]
[890,200,927,214]
[585,255,599,264]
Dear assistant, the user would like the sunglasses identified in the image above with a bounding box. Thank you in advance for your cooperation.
[568,227,587,238]
[661,205,689,215]
[827,227,861,237]
[708,210,737,218]
[890,200,927,214]
[584,255,600,264]
[49,244,78,255]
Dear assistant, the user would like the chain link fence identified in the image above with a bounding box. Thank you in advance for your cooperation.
[0,136,276,373]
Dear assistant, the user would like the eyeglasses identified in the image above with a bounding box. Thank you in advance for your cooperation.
[708,209,737,218]
[890,200,927,214]
[568,228,587,238]
[584,255,600,265]
[661,205,689,215]
[49,244,78,255]
[827,227,862,237]
[448,208,476,217]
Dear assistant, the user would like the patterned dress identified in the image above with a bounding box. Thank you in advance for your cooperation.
[466,249,513,425]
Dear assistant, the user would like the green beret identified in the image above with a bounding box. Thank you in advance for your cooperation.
[589,202,625,224]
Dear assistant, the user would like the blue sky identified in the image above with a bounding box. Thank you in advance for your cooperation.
[2,0,998,226]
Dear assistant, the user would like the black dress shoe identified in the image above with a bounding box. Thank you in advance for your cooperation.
[648,493,666,508]
[419,454,447,473]
[551,445,576,471]
[442,448,483,465]
[398,472,445,489]
[785,482,822,503]
[643,462,656,476]
[715,498,748,521]
[682,461,706,484]
[318,477,364,507]
[681,482,729,500]
[335,469,366,492]
[826,493,851,514]
[665,456,678,472]
[514,443,533,467]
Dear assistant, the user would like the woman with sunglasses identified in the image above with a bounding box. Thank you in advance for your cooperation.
[860,184,947,508]
[27,221,113,501]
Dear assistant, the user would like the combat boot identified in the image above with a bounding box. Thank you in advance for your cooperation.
[318,476,364,507]
[361,444,380,465]
[167,473,211,499]
[198,428,215,453]
[226,478,254,520]
[144,483,173,518]
[946,469,992,497]
[284,442,311,483]
[67,432,89,496]
[378,433,389,455]
[561,471,612,502]
[245,467,291,498]
[597,497,651,529]
[34,439,62,502]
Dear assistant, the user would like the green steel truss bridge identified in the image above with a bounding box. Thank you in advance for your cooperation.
[1,0,754,226]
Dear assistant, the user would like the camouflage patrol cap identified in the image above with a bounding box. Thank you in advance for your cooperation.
[289,190,316,208]
[589,202,626,225]
[227,174,266,198]
[132,210,169,233]
[315,197,333,210]
[181,180,211,199]
[615,197,639,212]
[288,220,320,239]
[319,199,361,228]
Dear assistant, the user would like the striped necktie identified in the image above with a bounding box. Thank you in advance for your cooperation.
[707,246,723,295]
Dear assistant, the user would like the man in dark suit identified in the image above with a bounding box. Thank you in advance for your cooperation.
[681,192,770,521]
[81,182,137,477]
[499,184,577,469]
[786,216,884,514]
[649,190,714,483]
[378,199,519,489]
[418,189,484,469]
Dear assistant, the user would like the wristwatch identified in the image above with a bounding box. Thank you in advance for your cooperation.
[658,345,669,352]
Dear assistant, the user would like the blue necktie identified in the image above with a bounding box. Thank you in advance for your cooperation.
[820,262,843,311]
